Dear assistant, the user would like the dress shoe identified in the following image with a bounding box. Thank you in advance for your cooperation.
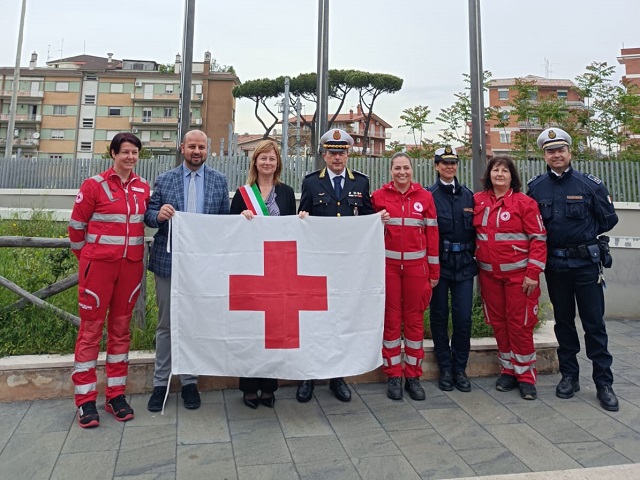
[556,376,580,399]
[404,377,426,401]
[181,383,201,409]
[296,380,315,402]
[260,391,275,408]
[243,393,259,409]
[387,376,403,400]
[495,374,518,392]
[519,382,537,400]
[438,370,454,391]
[329,378,352,402]
[147,386,167,412]
[596,385,619,412]
[453,371,471,392]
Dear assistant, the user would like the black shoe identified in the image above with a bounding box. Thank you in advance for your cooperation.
[556,376,580,399]
[387,377,403,400]
[495,374,518,392]
[181,384,201,410]
[243,393,259,409]
[596,385,619,412]
[438,370,454,391]
[147,386,167,412]
[519,382,537,400]
[296,380,314,402]
[404,377,426,401]
[105,395,134,422]
[329,378,352,402]
[260,392,275,408]
[453,371,471,392]
[77,401,99,428]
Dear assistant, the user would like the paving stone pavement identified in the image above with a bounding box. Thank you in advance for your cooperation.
[1,318,639,480]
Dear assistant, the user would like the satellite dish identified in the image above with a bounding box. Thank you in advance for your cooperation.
[32,132,40,139]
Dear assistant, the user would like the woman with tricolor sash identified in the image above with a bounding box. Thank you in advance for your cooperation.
[230,139,296,408]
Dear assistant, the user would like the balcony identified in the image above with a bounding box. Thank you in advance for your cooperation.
[0,138,39,147]
[0,114,42,123]
[0,90,44,99]
[130,116,202,126]
[130,92,203,102]
[518,121,543,130]
[141,140,176,149]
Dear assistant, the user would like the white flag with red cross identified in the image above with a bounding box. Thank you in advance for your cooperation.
[170,212,385,380]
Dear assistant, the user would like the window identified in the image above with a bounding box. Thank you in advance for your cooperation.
[80,142,92,152]
[165,84,174,94]
[106,130,119,141]
[84,94,96,104]
[84,74,97,81]
[499,131,511,143]
[162,131,171,140]
[143,108,152,122]
[500,111,509,122]
[49,154,63,161]
[53,105,67,115]
[529,91,538,101]
[132,63,145,70]
[110,83,124,93]
[108,107,121,116]
[82,118,94,128]
[498,89,509,101]
[557,90,568,99]
[163,107,173,118]
[51,130,64,139]
[55,82,69,92]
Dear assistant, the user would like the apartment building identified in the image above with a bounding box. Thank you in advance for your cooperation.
[0,51,239,159]
[486,74,584,156]
[618,47,640,89]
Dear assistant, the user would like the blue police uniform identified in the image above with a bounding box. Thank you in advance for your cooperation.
[298,167,374,217]
[528,166,618,388]
[427,178,477,380]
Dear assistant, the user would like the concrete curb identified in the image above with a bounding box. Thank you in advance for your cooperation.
[456,463,640,479]
[0,322,558,402]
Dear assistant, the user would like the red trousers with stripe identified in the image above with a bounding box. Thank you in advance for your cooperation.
[382,262,431,378]
[478,270,540,384]
[73,257,143,406]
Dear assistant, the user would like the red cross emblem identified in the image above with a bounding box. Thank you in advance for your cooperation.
[229,241,328,349]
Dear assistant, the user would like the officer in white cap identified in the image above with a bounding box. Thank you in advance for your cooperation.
[528,127,620,411]
[296,128,374,403]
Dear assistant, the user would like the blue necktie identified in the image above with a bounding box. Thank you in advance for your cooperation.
[333,175,342,198]
[187,171,197,213]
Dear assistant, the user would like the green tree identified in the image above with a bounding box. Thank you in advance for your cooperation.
[398,105,433,147]
[507,78,539,159]
[233,78,284,138]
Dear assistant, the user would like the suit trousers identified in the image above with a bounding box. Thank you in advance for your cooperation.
[153,274,198,387]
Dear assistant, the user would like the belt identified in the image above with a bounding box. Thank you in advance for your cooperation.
[551,240,597,259]
[442,241,474,253]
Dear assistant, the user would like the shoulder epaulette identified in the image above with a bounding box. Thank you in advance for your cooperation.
[305,168,322,178]
[349,168,369,179]
[585,173,602,185]
[527,174,539,184]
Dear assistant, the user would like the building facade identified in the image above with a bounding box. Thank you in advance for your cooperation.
[0,52,239,159]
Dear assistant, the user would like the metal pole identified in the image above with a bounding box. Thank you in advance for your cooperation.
[468,0,487,192]
[177,0,195,166]
[282,77,290,159]
[5,0,27,160]
[295,96,302,157]
[315,0,329,169]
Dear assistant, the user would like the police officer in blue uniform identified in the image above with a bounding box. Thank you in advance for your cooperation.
[528,128,619,411]
[296,128,375,403]
[427,146,477,392]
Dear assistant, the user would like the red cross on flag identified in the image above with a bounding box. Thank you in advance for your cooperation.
[170,212,385,380]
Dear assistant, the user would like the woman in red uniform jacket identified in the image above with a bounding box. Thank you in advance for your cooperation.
[371,152,440,401]
[68,132,150,428]
[474,155,546,401]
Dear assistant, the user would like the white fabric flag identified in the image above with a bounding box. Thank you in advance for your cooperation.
[170,212,385,380]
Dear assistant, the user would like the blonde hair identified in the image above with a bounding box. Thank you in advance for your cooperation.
[246,140,283,186]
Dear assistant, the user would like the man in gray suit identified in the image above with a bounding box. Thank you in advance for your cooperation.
[144,129,230,411]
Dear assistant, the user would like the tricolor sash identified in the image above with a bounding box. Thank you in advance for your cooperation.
[238,184,269,216]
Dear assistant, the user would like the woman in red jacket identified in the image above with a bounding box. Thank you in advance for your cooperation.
[474,155,546,401]
[68,132,150,428]
[372,152,440,401]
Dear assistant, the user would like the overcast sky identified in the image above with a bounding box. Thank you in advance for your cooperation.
[1,0,638,143]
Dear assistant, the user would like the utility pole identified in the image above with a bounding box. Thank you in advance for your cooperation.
[177,0,195,166]
[315,0,329,169]
[5,0,27,160]
[295,96,302,158]
[282,77,290,159]
[468,0,487,192]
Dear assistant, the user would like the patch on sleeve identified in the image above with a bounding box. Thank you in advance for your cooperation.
[75,192,84,203]
[527,174,539,184]
[607,195,612,204]
[586,173,602,184]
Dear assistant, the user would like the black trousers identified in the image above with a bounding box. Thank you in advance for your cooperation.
[238,377,278,394]
[429,277,474,373]
[545,264,613,386]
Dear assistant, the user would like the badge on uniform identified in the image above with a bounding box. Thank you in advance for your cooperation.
[587,174,602,184]
[348,192,363,198]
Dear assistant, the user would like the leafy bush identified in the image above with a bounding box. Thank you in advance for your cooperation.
[424,292,494,339]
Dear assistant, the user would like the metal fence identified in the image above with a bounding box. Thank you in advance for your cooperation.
[1,156,639,202]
